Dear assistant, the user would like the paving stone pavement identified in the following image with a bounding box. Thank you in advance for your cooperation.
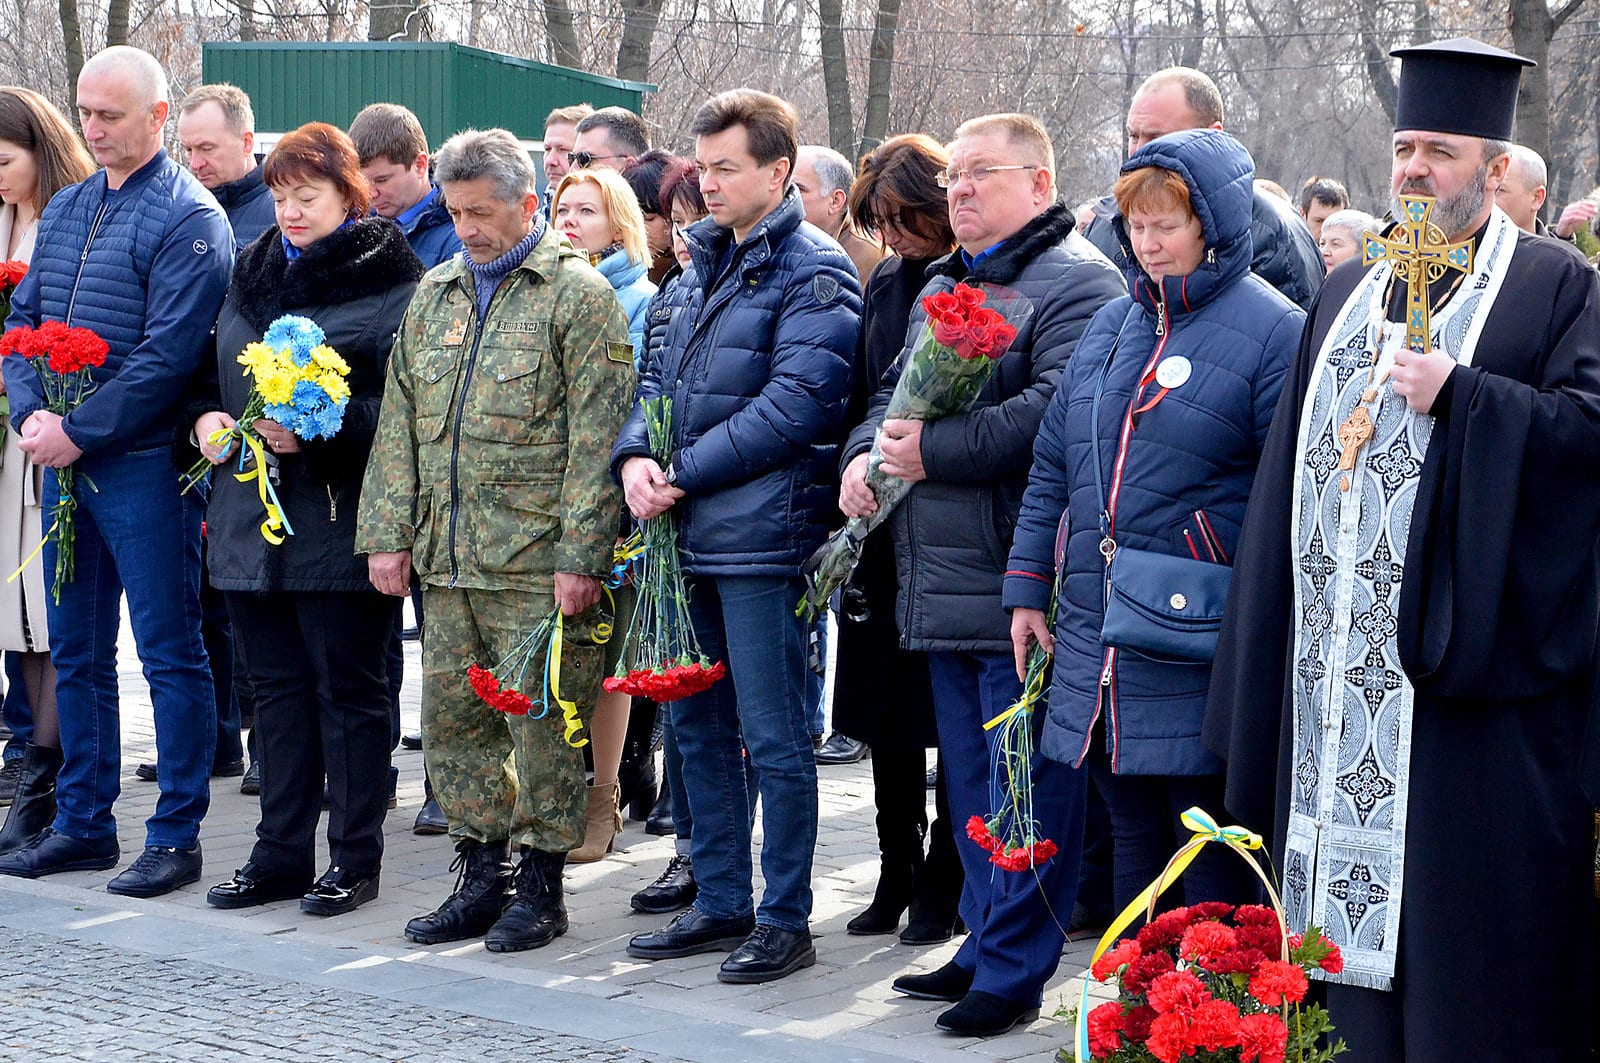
[0,606,1107,1062]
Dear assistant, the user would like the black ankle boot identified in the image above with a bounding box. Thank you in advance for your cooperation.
[403,839,511,944]
[618,703,661,821]
[485,849,568,952]
[847,855,919,935]
[643,780,675,836]
[0,744,63,856]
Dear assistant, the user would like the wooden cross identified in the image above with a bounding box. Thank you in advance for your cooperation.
[1361,194,1475,353]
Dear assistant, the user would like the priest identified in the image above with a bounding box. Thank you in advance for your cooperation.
[1205,38,1600,1061]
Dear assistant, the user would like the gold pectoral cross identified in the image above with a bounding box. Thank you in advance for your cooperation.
[1332,195,1475,491]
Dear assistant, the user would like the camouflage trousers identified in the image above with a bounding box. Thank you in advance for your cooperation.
[420,585,604,852]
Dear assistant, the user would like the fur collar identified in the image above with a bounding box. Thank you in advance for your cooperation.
[232,218,424,333]
[938,202,1078,286]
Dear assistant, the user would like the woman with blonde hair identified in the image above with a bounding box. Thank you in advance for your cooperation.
[553,166,656,364]
[551,163,657,861]
[0,86,95,855]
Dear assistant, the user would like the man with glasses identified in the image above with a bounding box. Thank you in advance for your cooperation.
[613,89,859,986]
[839,112,1122,1037]
[571,107,649,174]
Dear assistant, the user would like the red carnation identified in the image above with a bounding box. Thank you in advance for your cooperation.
[1123,949,1176,995]
[1190,999,1243,1052]
[1248,959,1309,1007]
[1320,942,1344,974]
[1179,920,1238,966]
[966,815,1000,853]
[1123,1004,1156,1042]
[1091,938,1142,982]
[1146,970,1209,1017]
[1144,1011,1194,1063]
[1137,909,1190,950]
[1186,901,1235,922]
[1236,904,1278,927]
[1238,1013,1288,1063]
[1235,921,1283,954]
[1085,1001,1126,1057]
[1209,947,1267,976]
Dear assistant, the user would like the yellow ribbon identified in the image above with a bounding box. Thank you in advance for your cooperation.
[234,431,290,545]
[984,652,1049,732]
[1075,806,1287,1062]
[548,611,588,748]
[7,513,61,585]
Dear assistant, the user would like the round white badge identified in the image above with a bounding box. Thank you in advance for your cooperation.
[1155,355,1192,389]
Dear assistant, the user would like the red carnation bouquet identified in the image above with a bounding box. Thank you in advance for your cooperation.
[797,282,1032,619]
[1075,809,1346,1063]
[466,606,590,748]
[0,320,110,602]
[603,396,726,702]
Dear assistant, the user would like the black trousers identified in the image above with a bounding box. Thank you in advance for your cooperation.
[868,740,963,915]
[226,589,398,877]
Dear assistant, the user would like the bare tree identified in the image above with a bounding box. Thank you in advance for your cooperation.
[1507,0,1587,161]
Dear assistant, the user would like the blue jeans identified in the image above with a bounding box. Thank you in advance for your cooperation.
[2,653,30,760]
[928,650,1086,1007]
[45,447,214,849]
[805,618,827,736]
[672,574,817,931]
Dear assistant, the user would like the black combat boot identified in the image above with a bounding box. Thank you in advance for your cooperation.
[403,839,511,944]
[484,848,568,953]
[0,744,63,856]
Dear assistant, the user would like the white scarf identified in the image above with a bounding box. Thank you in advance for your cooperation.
[1283,207,1518,989]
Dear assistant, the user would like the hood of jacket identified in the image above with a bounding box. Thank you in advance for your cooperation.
[232,217,424,333]
[594,246,650,292]
[1113,128,1256,318]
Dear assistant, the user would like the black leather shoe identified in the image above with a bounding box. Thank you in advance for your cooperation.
[718,924,816,984]
[0,827,119,878]
[134,761,159,782]
[212,758,245,778]
[643,783,675,836]
[400,732,423,751]
[814,733,868,765]
[630,854,696,914]
[892,960,974,1002]
[207,863,312,909]
[900,911,962,946]
[107,844,203,898]
[301,866,380,916]
[239,761,261,796]
[626,906,755,959]
[405,840,512,945]
[485,850,566,952]
[412,797,447,836]
[935,991,1039,1037]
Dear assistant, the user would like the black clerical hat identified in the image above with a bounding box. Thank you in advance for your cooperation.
[1390,37,1535,140]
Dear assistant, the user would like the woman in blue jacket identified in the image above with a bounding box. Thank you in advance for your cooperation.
[552,166,657,366]
[1003,129,1303,909]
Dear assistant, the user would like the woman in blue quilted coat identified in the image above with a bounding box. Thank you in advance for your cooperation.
[1003,129,1303,909]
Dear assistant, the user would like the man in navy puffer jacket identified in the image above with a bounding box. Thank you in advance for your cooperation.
[612,89,858,985]
[0,47,233,896]
[840,113,1123,1037]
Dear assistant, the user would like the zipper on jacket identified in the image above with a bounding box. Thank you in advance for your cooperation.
[445,300,490,588]
[327,486,338,522]
[898,487,918,649]
[64,202,110,326]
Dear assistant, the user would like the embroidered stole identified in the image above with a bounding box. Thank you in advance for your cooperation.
[1284,208,1518,989]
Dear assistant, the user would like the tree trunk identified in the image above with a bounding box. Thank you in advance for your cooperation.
[58,0,84,104]
[369,0,429,41]
[543,0,582,68]
[467,0,482,46]
[106,0,129,45]
[615,0,665,82]
[817,0,854,158]
[1508,0,1557,160]
[237,0,255,41]
[859,0,900,155]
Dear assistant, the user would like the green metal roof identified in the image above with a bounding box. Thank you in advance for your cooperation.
[200,42,654,148]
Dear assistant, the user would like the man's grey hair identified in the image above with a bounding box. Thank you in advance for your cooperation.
[81,45,170,111]
[1507,143,1547,188]
[574,106,650,157]
[1482,137,1515,167]
[434,128,536,202]
[1137,67,1224,127]
[180,84,254,136]
[801,145,853,196]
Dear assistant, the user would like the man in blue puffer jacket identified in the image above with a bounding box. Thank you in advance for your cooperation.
[0,46,234,896]
[612,89,859,985]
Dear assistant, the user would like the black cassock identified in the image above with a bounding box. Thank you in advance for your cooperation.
[1205,222,1600,1063]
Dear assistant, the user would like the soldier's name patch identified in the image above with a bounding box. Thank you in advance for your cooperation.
[491,320,550,335]
[607,341,634,366]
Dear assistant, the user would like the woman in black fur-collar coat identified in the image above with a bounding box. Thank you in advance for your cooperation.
[177,124,424,919]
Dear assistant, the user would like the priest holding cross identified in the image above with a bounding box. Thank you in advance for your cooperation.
[1206,37,1600,1061]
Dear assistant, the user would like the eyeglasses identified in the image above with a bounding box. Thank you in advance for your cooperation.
[567,151,625,168]
[935,164,1039,189]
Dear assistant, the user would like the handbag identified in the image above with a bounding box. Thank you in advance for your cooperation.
[1090,335,1231,664]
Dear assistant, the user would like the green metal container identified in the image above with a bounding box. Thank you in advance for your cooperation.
[200,41,653,148]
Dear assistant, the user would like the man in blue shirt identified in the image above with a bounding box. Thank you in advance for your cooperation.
[349,103,464,269]
[0,46,234,896]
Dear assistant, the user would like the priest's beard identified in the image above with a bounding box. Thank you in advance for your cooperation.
[1392,163,1489,240]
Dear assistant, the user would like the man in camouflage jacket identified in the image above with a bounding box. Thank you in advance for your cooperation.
[357,128,633,954]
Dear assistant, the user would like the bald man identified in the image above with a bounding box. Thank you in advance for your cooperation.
[1495,144,1550,235]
